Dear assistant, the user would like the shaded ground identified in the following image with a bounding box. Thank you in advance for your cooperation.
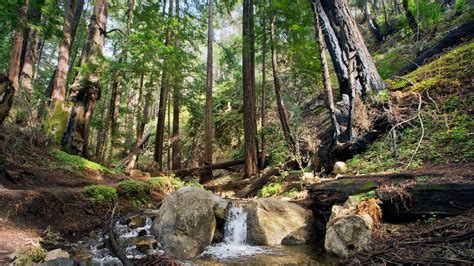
[0,125,157,263]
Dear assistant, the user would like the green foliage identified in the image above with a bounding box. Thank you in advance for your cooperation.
[171,177,186,189]
[258,182,283,198]
[454,0,469,13]
[11,242,47,265]
[147,176,167,190]
[118,180,150,197]
[49,149,115,174]
[82,185,118,207]
[283,187,299,198]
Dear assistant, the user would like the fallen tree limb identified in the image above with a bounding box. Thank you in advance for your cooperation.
[399,19,474,75]
[234,160,299,198]
[106,204,132,266]
[333,171,443,180]
[153,159,245,178]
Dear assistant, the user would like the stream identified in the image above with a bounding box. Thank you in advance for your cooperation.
[81,204,337,265]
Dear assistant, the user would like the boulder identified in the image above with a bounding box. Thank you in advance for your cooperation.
[151,187,217,259]
[41,258,75,266]
[135,238,158,253]
[44,249,70,262]
[211,194,229,220]
[333,161,348,174]
[245,198,313,245]
[127,215,146,229]
[324,196,374,258]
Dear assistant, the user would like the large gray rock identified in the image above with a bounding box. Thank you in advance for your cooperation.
[324,196,374,258]
[151,187,220,259]
[244,198,313,245]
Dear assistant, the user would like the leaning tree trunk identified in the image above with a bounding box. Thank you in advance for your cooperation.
[242,0,258,179]
[319,0,385,96]
[171,0,182,171]
[0,0,29,125]
[61,0,108,157]
[202,0,214,182]
[269,2,296,150]
[154,0,174,169]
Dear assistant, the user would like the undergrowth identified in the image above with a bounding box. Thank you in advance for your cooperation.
[348,42,473,174]
[82,185,118,207]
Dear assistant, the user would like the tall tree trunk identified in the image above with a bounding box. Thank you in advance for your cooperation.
[269,2,296,150]
[381,0,390,30]
[0,0,29,125]
[154,0,174,169]
[126,74,148,172]
[242,0,258,179]
[19,1,41,99]
[50,0,85,103]
[202,0,214,182]
[402,0,419,40]
[171,0,181,170]
[394,0,401,15]
[319,0,385,96]
[61,0,108,157]
[365,0,384,42]
[259,14,267,170]
[311,0,340,137]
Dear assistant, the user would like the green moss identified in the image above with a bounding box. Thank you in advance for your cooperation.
[357,190,377,201]
[147,176,167,190]
[388,42,473,92]
[43,101,70,143]
[49,149,115,174]
[82,185,117,207]
[342,179,354,185]
[362,181,377,191]
[118,180,150,197]
[283,187,299,198]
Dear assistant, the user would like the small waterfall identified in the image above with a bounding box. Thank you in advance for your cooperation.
[199,202,267,259]
[223,203,248,245]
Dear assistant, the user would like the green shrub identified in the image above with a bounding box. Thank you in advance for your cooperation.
[171,177,185,189]
[185,180,205,189]
[147,176,167,190]
[258,182,283,198]
[118,180,149,197]
[82,185,118,206]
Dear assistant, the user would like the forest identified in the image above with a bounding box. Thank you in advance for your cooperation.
[0,0,473,264]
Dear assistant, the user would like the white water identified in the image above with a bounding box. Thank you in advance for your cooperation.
[199,203,268,259]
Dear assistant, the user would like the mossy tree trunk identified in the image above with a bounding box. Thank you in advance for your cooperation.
[61,0,108,157]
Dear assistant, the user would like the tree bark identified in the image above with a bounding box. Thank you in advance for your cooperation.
[311,0,341,137]
[61,0,108,157]
[269,1,296,151]
[259,14,267,170]
[50,0,85,103]
[319,0,385,96]
[19,1,41,99]
[154,0,174,169]
[171,0,182,170]
[159,159,245,178]
[0,0,29,125]
[242,0,258,179]
[402,0,419,40]
[202,0,214,182]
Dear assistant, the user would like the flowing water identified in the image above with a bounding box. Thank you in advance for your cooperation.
[197,203,269,259]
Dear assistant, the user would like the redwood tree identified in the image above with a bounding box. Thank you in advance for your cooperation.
[242,0,258,179]
[202,0,214,182]
[0,0,29,125]
[61,0,108,157]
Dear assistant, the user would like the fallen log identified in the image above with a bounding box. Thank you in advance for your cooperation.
[399,19,474,75]
[234,160,299,198]
[153,159,245,178]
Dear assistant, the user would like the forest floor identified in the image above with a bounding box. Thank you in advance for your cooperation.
[0,126,166,263]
